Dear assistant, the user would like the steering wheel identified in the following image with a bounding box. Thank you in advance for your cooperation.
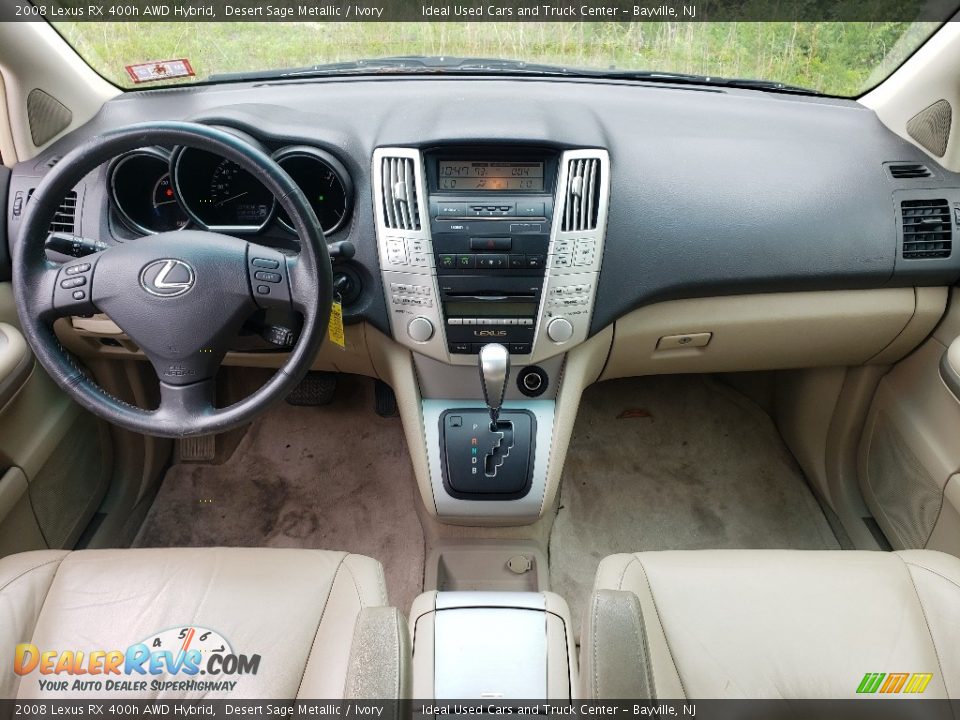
[13,122,333,438]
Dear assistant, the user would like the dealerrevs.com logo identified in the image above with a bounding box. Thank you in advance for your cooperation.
[14,626,260,693]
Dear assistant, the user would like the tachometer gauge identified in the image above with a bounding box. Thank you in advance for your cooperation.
[110,150,190,234]
[173,142,276,233]
[274,147,353,236]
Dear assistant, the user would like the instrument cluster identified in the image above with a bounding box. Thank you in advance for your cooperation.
[108,141,353,238]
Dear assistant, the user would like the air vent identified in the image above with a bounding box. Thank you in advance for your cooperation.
[561,157,601,232]
[889,163,932,179]
[27,189,78,234]
[380,156,421,231]
[901,199,952,259]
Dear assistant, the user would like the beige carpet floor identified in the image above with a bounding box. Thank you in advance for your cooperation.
[135,375,425,615]
[550,375,840,636]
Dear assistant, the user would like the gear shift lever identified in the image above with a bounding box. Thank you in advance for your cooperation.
[479,343,510,425]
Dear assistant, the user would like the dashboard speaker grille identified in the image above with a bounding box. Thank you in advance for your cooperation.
[380,156,421,231]
[562,157,601,232]
[906,99,951,158]
[26,89,72,147]
[900,198,952,259]
[27,188,78,234]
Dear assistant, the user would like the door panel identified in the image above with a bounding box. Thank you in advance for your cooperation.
[0,283,111,556]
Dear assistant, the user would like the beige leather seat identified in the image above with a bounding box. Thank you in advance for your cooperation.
[0,547,409,699]
[582,550,960,699]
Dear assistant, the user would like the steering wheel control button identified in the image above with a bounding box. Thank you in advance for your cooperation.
[256,285,270,295]
[254,270,282,283]
[547,317,574,343]
[251,257,280,269]
[407,316,435,343]
[65,263,91,275]
[60,277,86,289]
[72,290,86,301]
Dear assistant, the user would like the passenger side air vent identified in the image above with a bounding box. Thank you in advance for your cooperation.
[27,189,78,234]
[901,199,952,259]
[889,163,932,179]
[380,156,421,231]
[561,157,601,232]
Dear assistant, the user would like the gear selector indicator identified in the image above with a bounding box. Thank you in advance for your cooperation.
[440,409,535,500]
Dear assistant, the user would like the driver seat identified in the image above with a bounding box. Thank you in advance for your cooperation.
[0,547,410,699]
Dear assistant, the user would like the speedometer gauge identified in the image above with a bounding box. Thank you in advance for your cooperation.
[173,142,276,233]
[274,147,353,236]
[110,150,190,234]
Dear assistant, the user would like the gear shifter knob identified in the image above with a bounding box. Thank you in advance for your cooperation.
[479,343,510,424]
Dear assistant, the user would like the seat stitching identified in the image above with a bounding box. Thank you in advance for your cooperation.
[627,556,687,699]
[897,555,951,704]
[902,560,960,593]
[295,553,347,698]
[2,555,69,700]
[591,593,602,697]
[0,556,65,594]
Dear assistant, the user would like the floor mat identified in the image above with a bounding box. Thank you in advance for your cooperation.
[135,375,425,615]
[549,375,840,635]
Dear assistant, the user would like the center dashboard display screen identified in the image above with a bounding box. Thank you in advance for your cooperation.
[439,160,544,191]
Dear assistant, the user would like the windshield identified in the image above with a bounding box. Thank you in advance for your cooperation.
[54,21,939,97]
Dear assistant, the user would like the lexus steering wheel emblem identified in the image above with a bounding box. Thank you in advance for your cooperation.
[139,259,195,297]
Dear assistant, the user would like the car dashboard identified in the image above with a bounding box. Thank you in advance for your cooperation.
[6,75,960,373]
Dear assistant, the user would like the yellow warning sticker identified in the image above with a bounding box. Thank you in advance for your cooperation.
[328,300,346,349]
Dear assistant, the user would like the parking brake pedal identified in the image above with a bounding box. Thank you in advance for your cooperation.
[286,371,337,406]
[179,435,216,462]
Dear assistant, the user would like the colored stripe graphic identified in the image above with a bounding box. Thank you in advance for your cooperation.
[904,673,933,694]
[880,673,909,693]
[857,673,885,694]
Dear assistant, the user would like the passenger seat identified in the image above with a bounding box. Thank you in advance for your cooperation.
[581,550,960,699]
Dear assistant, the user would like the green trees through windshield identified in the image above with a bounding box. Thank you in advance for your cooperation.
[55,21,937,96]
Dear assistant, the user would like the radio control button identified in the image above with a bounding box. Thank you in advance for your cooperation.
[509,343,532,354]
[509,254,526,269]
[448,318,463,325]
[407,317,435,343]
[437,202,465,217]
[477,254,508,269]
[450,342,472,354]
[526,254,545,269]
[547,317,575,343]
[517,201,544,217]
[410,251,431,267]
[386,237,408,265]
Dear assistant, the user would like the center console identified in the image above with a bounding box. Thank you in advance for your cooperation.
[409,591,578,700]
[372,144,609,521]
[373,145,610,367]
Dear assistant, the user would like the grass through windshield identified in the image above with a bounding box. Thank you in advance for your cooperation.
[55,21,935,96]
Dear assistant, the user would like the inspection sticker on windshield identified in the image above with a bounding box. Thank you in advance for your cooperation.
[125,59,195,84]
